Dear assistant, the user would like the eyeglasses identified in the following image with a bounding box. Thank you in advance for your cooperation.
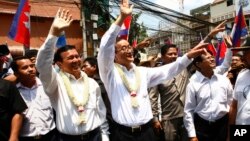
[116,46,133,52]
[243,85,250,99]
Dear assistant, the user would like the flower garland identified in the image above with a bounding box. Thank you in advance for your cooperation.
[115,63,141,108]
[60,71,89,125]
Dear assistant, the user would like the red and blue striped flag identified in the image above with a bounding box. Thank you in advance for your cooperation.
[215,39,227,65]
[8,0,30,47]
[118,16,132,40]
[231,6,248,47]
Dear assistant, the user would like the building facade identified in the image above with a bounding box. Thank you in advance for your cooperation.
[0,0,83,57]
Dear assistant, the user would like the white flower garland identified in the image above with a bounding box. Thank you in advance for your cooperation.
[60,71,89,125]
[115,63,141,108]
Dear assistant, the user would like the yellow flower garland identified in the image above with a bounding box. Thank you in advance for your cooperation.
[60,71,89,125]
[115,63,141,108]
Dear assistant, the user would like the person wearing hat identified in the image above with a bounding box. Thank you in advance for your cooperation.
[0,48,27,141]
[229,37,250,127]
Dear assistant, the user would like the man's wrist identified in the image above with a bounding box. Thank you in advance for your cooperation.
[203,35,213,43]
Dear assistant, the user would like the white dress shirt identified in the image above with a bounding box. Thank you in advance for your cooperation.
[16,77,55,137]
[36,35,108,137]
[233,69,250,124]
[184,71,233,137]
[97,24,193,127]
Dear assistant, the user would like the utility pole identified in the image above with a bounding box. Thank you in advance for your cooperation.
[81,0,88,58]
[179,0,184,13]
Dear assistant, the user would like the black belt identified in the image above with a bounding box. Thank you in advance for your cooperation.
[114,120,152,133]
[19,128,56,140]
[59,127,100,140]
[194,113,229,126]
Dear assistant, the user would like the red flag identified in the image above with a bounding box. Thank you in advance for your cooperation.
[8,0,30,47]
[118,16,132,40]
[132,38,137,48]
[207,43,217,57]
[216,40,227,65]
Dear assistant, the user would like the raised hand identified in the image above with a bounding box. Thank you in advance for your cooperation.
[120,0,133,18]
[49,9,73,36]
[208,20,227,37]
[187,42,208,59]
[136,38,153,49]
[115,0,134,26]
[223,35,232,48]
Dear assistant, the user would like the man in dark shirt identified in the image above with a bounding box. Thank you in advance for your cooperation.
[0,52,27,141]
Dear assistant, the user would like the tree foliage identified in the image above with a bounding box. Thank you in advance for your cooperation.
[128,12,148,45]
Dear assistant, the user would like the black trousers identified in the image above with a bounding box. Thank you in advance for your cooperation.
[194,113,229,141]
[19,128,57,141]
[58,127,101,141]
[111,121,158,141]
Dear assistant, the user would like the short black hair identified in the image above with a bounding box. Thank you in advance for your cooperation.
[83,57,98,71]
[25,49,38,58]
[160,44,177,56]
[233,53,243,60]
[0,44,10,56]
[11,56,30,73]
[53,45,76,62]
[192,49,213,70]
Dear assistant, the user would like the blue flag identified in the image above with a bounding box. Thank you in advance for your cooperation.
[56,33,67,48]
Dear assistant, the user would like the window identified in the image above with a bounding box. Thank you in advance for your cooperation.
[227,0,233,6]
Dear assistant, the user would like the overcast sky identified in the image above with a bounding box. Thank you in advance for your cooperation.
[110,0,215,34]
[138,0,214,34]
[152,0,214,14]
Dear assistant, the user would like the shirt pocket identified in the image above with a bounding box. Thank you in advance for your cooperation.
[214,87,228,104]
[40,96,52,110]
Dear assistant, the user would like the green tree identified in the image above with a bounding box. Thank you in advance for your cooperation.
[128,12,148,45]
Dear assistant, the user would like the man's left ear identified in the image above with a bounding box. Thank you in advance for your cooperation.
[56,61,62,68]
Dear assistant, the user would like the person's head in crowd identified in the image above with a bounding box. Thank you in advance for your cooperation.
[53,45,82,78]
[25,49,38,64]
[160,44,178,64]
[192,50,215,78]
[133,49,141,66]
[0,53,7,72]
[0,44,12,69]
[231,53,243,68]
[227,63,245,87]
[11,56,36,87]
[232,37,250,69]
[81,57,98,78]
[0,44,10,72]
[115,38,134,69]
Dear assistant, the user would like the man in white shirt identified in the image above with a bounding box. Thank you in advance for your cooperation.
[97,0,208,141]
[36,9,109,141]
[229,37,250,125]
[184,50,233,141]
[11,56,56,141]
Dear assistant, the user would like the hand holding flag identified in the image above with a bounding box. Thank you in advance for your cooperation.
[118,16,132,40]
